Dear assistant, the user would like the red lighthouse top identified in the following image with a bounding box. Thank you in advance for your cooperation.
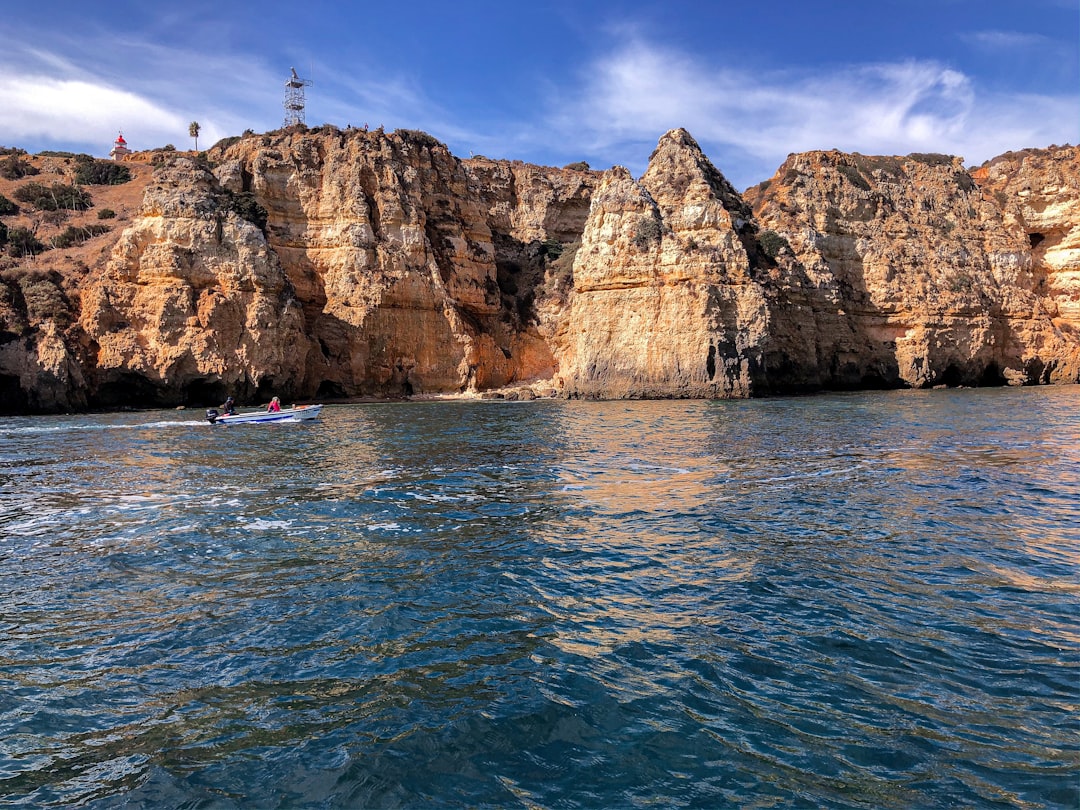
[110,131,131,160]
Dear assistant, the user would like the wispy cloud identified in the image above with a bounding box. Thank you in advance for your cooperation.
[0,22,1075,192]
[540,38,1079,188]
[0,27,281,153]
[0,74,185,145]
[961,30,1053,51]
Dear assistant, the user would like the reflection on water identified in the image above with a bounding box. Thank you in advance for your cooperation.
[1,388,1078,808]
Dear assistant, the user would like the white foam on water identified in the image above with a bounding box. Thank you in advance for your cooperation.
[239,518,294,530]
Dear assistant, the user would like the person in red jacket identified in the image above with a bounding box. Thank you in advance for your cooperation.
[267,396,281,413]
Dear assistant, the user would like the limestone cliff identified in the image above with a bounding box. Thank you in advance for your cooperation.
[973,147,1080,325]
[553,130,769,398]
[78,157,309,406]
[0,128,1077,413]
[1,129,598,410]
[200,130,595,401]
[745,148,1080,388]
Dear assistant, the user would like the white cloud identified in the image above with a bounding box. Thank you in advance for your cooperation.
[1,21,1074,193]
[0,74,186,150]
[543,38,1079,188]
[0,29,282,154]
[961,30,1051,51]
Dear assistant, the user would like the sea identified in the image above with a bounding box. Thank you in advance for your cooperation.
[0,388,1077,809]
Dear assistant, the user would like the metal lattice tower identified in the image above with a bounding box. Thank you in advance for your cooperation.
[283,67,312,126]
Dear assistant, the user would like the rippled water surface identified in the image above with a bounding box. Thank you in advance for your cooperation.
[1,389,1078,808]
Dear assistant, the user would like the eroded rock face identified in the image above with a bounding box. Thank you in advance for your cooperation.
[553,130,770,397]
[78,158,310,407]
[210,130,599,398]
[745,147,1080,388]
[974,146,1080,336]
[72,129,599,407]
[1,128,1077,413]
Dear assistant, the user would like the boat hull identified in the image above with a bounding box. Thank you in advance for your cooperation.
[210,405,322,425]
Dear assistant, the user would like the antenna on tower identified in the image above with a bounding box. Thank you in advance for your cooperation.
[283,66,313,127]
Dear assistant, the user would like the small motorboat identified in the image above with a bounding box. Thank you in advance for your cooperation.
[206,404,322,425]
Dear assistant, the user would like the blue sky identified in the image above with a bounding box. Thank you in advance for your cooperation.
[1,0,1077,190]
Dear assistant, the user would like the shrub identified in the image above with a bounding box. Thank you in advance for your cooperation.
[0,146,27,157]
[953,171,975,192]
[0,195,18,216]
[6,269,71,325]
[908,153,953,167]
[0,221,6,247]
[5,227,46,257]
[756,228,790,260]
[758,229,791,260]
[394,129,444,149]
[51,224,110,249]
[544,239,579,296]
[12,182,92,212]
[563,161,590,171]
[540,238,564,259]
[226,191,268,231]
[631,215,662,250]
[73,155,131,185]
[837,164,871,191]
[97,208,116,220]
[42,209,71,227]
[854,154,905,178]
[0,155,39,180]
[213,136,242,151]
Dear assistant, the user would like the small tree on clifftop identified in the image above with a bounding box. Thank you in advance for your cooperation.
[189,121,201,151]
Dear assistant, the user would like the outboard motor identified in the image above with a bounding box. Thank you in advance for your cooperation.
[206,408,220,424]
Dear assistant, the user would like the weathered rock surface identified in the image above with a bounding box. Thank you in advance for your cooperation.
[202,130,597,401]
[553,130,768,398]
[78,157,310,406]
[0,127,1077,413]
[745,147,1080,388]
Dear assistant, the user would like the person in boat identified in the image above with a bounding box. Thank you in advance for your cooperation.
[221,396,236,415]
[267,396,281,413]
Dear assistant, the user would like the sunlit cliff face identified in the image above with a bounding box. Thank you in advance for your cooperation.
[0,131,1077,413]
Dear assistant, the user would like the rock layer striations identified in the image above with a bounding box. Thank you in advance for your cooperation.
[0,127,1076,413]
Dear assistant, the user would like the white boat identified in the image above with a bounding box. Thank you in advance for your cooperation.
[207,404,322,425]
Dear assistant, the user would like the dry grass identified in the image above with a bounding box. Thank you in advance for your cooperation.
[0,151,152,276]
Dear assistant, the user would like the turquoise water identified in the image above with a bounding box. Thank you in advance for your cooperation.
[1,389,1078,808]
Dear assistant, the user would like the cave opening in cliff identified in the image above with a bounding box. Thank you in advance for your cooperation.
[183,379,229,407]
[979,363,1006,387]
[254,379,278,404]
[315,380,346,399]
[94,374,161,409]
[939,364,964,388]
[0,375,29,414]
[857,372,895,391]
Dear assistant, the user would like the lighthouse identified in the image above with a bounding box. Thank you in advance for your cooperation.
[109,132,130,160]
